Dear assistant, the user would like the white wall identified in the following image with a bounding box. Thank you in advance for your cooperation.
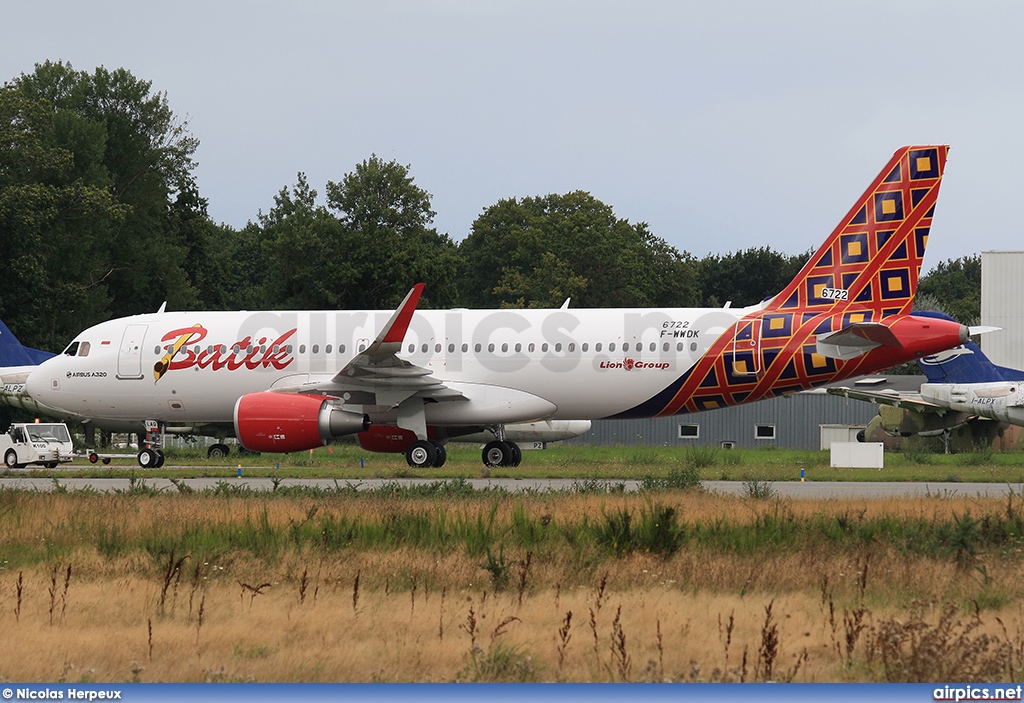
[981,251,1024,369]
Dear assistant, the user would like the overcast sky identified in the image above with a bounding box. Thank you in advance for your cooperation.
[4,1,1023,270]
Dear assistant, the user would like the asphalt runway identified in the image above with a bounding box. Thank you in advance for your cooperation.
[0,476,1021,498]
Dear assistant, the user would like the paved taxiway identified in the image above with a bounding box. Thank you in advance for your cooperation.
[0,476,1022,498]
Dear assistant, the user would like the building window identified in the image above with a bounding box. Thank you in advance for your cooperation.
[678,423,699,439]
[755,424,776,440]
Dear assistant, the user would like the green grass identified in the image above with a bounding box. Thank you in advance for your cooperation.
[8,443,1024,482]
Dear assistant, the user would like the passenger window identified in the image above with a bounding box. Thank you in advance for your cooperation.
[488,343,495,352]
[448,343,455,353]
[609,343,616,352]
[568,343,575,352]
[326,345,332,354]
[663,342,669,352]
[475,343,482,353]
[528,343,535,353]
[461,344,468,353]
[435,344,441,353]
[677,342,684,352]
[340,344,346,353]
[555,343,562,352]
[408,344,415,353]
[501,343,508,353]
[650,342,656,352]
[514,343,521,353]
[422,344,428,353]
[582,343,589,352]
[312,345,319,354]
[542,343,549,352]
[595,343,602,352]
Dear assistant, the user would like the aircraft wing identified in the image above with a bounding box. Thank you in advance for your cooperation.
[276,284,465,408]
[825,386,949,415]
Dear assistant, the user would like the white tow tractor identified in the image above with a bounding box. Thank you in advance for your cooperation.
[1,422,74,469]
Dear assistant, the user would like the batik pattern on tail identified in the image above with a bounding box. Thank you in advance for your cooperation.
[623,146,950,418]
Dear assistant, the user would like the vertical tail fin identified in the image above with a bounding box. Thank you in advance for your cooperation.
[766,145,948,318]
[0,319,55,367]
[915,311,1024,383]
[627,146,958,419]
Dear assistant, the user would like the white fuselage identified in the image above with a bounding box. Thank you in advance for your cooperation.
[18,305,749,428]
[920,382,1024,426]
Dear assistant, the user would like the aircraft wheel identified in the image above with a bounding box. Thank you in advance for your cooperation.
[46,462,58,469]
[406,440,437,468]
[432,442,447,468]
[208,443,230,459]
[482,440,511,468]
[154,450,166,468]
[137,448,158,468]
[4,449,20,469]
[506,441,522,467]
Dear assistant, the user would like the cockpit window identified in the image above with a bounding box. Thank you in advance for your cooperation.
[63,341,80,356]
[78,342,91,357]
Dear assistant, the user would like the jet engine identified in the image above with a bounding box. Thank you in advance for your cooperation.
[233,392,369,453]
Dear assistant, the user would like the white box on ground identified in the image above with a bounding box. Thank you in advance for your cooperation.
[830,442,883,468]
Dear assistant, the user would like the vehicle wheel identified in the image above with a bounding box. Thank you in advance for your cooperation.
[102,457,111,465]
[482,440,511,468]
[154,450,166,468]
[137,448,157,468]
[89,452,99,464]
[4,449,20,469]
[208,443,230,459]
[406,440,437,468]
[507,441,522,467]
[432,442,447,468]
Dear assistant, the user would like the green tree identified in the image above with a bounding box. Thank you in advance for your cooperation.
[10,61,203,317]
[255,158,461,310]
[696,247,810,308]
[460,191,698,308]
[325,155,461,309]
[917,255,981,325]
[0,87,127,350]
[258,173,355,310]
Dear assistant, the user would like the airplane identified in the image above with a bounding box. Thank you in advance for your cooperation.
[827,311,1024,450]
[1,145,971,469]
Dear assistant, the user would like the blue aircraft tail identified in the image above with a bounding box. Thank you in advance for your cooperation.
[915,311,1024,383]
[0,319,55,367]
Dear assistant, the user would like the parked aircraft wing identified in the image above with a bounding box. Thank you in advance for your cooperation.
[826,385,947,414]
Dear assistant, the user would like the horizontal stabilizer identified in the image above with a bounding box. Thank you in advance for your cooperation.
[969,325,1000,336]
[816,322,902,360]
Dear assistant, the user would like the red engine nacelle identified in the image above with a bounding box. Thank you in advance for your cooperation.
[234,392,369,454]
[356,425,438,454]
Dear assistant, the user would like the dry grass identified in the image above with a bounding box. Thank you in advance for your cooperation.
[2,490,1024,681]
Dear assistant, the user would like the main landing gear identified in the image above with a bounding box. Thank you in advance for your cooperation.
[482,440,522,468]
[405,440,448,468]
